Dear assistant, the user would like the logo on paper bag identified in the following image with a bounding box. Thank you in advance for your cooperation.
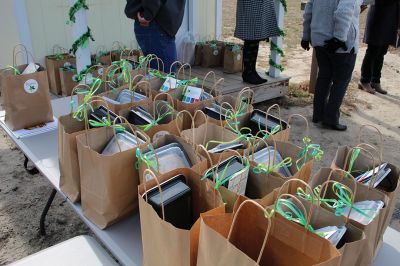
[24,79,39,94]
[213,50,219,56]
[236,54,241,61]
[98,68,104,76]
[64,62,72,68]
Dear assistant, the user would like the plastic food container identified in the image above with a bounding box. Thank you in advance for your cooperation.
[203,156,249,195]
[89,106,121,127]
[249,109,288,134]
[101,131,145,155]
[203,103,230,120]
[117,89,147,104]
[208,141,244,154]
[128,107,155,126]
[253,147,292,177]
[144,174,192,230]
[143,143,192,180]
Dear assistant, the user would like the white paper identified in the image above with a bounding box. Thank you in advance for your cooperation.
[182,86,202,104]
[21,62,40,75]
[160,77,179,92]
[1,116,58,139]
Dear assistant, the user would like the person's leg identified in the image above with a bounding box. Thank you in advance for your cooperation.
[371,45,389,94]
[134,21,177,72]
[359,45,379,94]
[313,47,333,123]
[242,40,267,85]
[323,52,357,128]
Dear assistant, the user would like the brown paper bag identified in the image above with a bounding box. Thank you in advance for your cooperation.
[76,123,150,229]
[138,168,224,266]
[223,43,243,74]
[265,179,366,266]
[309,168,389,265]
[201,41,224,68]
[197,197,342,266]
[45,46,76,95]
[137,134,207,184]
[59,67,78,96]
[331,144,400,253]
[2,63,54,130]
[168,73,222,115]
[194,43,204,66]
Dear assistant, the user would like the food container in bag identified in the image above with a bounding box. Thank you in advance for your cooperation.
[253,147,292,177]
[143,174,192,230]
[101,131,145,155]
[203,156,249,195]
[249,109,288,135]
[89,106,121,127]
[143,143,192,181]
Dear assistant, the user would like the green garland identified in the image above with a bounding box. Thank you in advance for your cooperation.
[68,0,89,24]
[70,28,95,55]
[268,2,287,74]
[270,41,285,57]
[279,0,288,12]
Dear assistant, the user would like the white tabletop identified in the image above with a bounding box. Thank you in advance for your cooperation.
[0,97,142,266]
[1,96,399,266]
[9,235,119,266]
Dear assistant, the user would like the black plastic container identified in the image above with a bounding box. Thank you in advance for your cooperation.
[145,175,192,230]
[89,106,121,128]
[203,103,229,121]
[249,109,287,135]
[127,107,154,126]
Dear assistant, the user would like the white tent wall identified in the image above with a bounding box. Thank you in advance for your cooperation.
[1,0,218,67]
[0,0,22,68]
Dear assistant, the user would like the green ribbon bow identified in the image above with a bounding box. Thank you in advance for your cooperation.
[71,78,103,121]
[275,198,315,232]
[253,157,292,175]
[136,102,174,132]
[149,70,175,80]
[135,145,159,171]
[296,136,324,170]
[177,77,199,87]
[6,65,21,75]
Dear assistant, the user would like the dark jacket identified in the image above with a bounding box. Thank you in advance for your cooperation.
[364,0,400,46]
[125,0,186,37]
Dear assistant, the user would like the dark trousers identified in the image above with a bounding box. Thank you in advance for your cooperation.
[134,21,177,72]
[360,44,389,84]
[313,47,357,125]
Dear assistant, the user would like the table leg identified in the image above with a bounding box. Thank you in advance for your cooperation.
[24,155,39,175]
[40,188,57,236]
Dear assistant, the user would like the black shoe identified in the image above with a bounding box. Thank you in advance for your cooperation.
[322,122,347,131]
[242,71,267,85]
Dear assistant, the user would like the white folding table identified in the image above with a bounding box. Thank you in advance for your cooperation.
[0,96,399,266]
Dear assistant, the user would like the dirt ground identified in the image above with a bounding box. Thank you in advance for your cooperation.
[0,0,399,264]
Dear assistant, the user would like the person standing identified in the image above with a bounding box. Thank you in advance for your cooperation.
[235,0,280,85]
[359,0,400,94]
[302,0,373,131]
[125,0,186,72]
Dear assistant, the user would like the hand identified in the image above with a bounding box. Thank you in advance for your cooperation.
[137,12,151,27]
[301,40,311,51]
[324,38,348,53]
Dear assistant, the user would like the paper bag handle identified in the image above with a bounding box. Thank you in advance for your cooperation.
[326,168,358,197]
[266,104,283,135]
[287,114,310,141]
[358,124,383,160]
[142,169,165,220]
[227,200,272,265]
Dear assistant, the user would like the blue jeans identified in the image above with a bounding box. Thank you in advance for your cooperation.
[134,21,177,73]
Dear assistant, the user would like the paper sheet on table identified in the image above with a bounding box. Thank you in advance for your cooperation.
[1,116,58,139]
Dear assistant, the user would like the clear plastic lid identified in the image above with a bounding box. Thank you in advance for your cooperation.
[253,147,291,177]
[101,132,144,156]
[144,143,191,180]
[341,200,384,225]
[117,89,147,104]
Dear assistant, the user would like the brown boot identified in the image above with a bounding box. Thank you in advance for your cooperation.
[358,82,375,94]
[371,83,388,94]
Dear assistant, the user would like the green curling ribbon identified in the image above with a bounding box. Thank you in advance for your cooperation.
[296,136,324,170]
[136,54,153,69]
[135,145,159,171]
[70,28,95,55]
[71,78,103,121]
[347,147,361,175]
[136,102,174,132]
[278,28,286,37]
[5,65,21,75]
[68,0,89,24]
[149,70,175,80]
[88,117,125,132]
[48,53,65,60]
[296,182,374,219]
[253,157,292,175]
[202,157,250,190]
[275,198,315,232]
[177,77,199,86]
[270,41,285,57]
[74,65,91,82]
